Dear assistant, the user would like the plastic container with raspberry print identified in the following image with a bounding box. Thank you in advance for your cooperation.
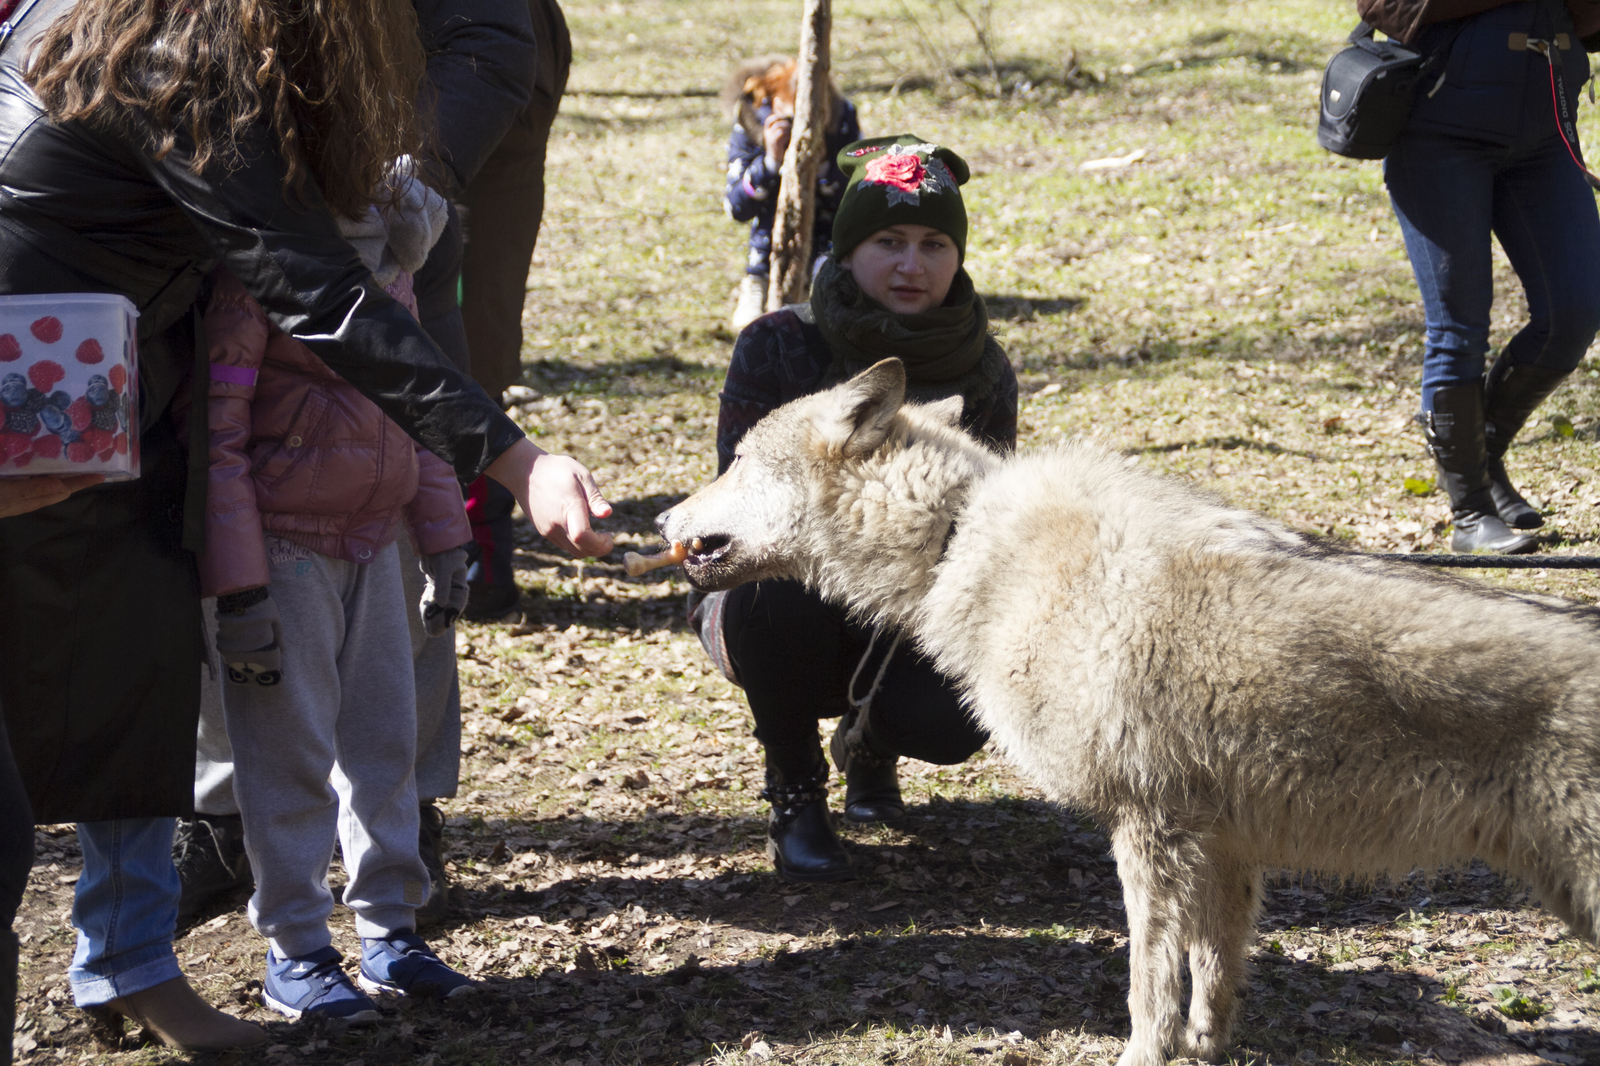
[0,293,139,481]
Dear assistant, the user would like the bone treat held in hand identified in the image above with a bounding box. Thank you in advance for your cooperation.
[623,540,689,577]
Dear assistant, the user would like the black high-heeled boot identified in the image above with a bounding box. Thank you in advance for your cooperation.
[1484,359,1568,530]
[830,707,905,824]
[1423,384,1538,554]
[762,762,853,883]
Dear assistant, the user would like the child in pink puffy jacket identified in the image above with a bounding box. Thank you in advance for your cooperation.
[199,183,479,1021]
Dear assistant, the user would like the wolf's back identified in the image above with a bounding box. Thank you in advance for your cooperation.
[919,441,1600,938]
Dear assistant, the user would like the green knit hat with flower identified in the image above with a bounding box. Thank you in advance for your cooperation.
[829,134,972,261]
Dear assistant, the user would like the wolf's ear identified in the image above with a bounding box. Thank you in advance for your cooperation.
[921,395,963,428]
[814,358,907,458]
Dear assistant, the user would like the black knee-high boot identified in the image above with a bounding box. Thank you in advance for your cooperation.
[1484,359,1568,530]
[1424,384,1538,554]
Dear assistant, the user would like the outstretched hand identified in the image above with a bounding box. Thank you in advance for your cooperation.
[485,437,614,558]
[0,474,105,519]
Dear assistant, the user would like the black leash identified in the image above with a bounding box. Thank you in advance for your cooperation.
[1370,554,1600,568]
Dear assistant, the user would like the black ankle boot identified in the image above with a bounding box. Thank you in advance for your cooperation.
[830,709,905,824]
[1484,359,1568,530]
[173,814,252,928]
[1423,384,1538,555]
[762,763,853,883]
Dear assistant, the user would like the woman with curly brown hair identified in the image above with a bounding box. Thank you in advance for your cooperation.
[0,0,610,1052]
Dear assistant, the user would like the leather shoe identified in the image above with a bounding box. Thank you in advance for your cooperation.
[1451,509,1537,554]
[173,815,252,928]
[88,976,265,1051]
[830,716,904,824]
[768,799,854,883]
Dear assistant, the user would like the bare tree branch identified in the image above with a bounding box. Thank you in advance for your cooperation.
[767,0,832,310]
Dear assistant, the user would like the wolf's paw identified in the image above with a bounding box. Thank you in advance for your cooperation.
[1183,1025,1229,1064]
[1115,1039,1169,1066]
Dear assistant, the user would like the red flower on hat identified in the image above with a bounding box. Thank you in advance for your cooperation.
[29,317,62,344]
[865,153,925,193]
[0,335,19,362]
[28,360,64,393]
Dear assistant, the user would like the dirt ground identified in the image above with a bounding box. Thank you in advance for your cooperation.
[16,1,1600,1064]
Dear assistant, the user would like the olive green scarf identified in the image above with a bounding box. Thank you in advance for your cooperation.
[811,256,1008,424]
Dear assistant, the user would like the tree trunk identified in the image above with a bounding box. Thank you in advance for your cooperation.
[766,0,832,312]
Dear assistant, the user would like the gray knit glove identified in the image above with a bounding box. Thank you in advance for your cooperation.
[419,547,470,636]
[215,589,283,687]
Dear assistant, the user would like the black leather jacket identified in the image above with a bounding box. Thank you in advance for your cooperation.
[416,0,539,193]
[0,0,524,481]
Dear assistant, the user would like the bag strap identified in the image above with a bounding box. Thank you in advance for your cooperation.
[1346,17,1464,71]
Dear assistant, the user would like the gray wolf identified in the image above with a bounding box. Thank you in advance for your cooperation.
[657,358,1600,1066]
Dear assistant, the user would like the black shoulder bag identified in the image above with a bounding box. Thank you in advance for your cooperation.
[1317,21,1460,160]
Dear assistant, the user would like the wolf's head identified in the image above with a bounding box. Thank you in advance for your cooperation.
[657,359,996,623]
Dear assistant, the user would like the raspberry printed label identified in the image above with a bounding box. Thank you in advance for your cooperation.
[0,294,140,480]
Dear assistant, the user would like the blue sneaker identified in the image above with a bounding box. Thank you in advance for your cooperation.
[357,932,477,1000]
[262,946,382,1023]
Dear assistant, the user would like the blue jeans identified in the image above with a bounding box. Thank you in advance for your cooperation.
[1385,130,1600,412]
[68,819,182,1007]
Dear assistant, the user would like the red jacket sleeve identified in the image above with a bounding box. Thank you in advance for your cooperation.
[198,269,271,598]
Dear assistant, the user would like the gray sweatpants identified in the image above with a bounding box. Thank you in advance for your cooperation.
[223,537,427,957]
[195,537,461,813]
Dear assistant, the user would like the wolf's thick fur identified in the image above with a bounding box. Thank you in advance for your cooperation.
[659,360,1600,1066]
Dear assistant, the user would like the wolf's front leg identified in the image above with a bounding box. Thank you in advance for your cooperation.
[1111,821,1191,1066]
[1182,849,1261,1062]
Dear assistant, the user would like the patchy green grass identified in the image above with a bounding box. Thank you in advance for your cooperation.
[16,1,1600,1065]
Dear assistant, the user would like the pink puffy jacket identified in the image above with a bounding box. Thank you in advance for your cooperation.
[198,268,471,598]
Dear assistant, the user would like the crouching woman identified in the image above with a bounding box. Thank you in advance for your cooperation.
[694,135,1017,882]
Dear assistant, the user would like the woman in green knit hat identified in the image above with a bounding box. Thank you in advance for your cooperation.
[690,135,1018,882]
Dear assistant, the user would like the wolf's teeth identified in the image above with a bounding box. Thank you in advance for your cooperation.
[691,538,704,552]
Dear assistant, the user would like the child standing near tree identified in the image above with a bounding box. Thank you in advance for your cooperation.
[721,55,861,329]
[198,169,477,1022]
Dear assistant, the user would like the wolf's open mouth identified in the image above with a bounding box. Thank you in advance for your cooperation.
[686,534,731,566]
